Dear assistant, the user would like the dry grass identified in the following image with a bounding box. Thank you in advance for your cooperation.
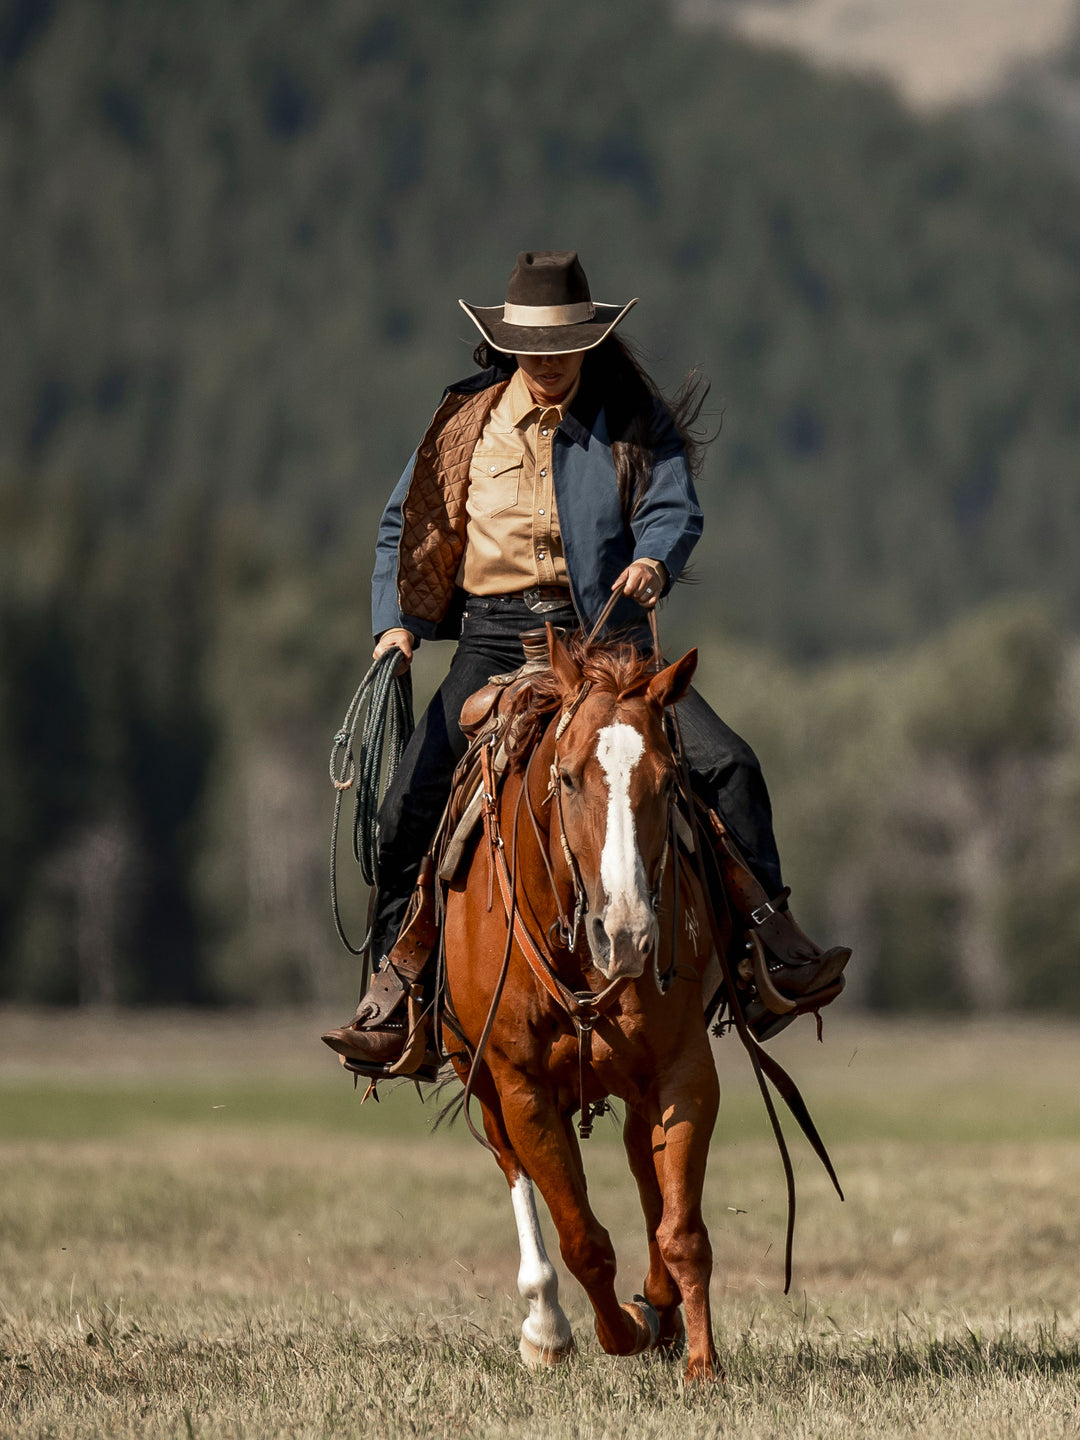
[1,1009,1079,1437]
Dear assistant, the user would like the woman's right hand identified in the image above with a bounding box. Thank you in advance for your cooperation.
[373,628,415,674]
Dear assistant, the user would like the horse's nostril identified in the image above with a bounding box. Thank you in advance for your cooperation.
[588,915,611,961]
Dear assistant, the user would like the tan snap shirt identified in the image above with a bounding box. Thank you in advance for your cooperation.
[460,368,576,595]
[458,367,667,599]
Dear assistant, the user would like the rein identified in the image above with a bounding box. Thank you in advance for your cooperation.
[647,610,843,1294]
[476,737,627,1140]
[459,735,621,1149]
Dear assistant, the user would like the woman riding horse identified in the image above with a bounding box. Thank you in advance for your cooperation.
[323,250,848,1069]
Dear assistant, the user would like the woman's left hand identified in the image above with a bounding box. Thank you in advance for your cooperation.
[614,560,667,609]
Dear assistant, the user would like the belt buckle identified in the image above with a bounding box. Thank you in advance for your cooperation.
[523,586,572,615]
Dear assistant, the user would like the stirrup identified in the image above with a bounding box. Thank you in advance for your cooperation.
[741,933,846,1041]
[332,986,441,1081]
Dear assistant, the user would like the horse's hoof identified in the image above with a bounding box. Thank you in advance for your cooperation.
[684,1353,725,1385]
[621,1295,661,1353]
[519,1332,575,1371]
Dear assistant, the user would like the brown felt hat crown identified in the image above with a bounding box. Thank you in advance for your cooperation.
[459,250,637,356]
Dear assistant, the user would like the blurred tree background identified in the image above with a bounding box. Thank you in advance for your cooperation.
[2,0,1079,1010]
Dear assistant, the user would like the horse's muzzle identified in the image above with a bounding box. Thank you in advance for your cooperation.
[587,910,657,980]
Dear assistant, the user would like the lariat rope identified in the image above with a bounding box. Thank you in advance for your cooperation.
[328,646,414,970]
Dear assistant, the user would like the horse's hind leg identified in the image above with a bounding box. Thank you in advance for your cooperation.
[455,1062,574,1368]
[623,1104,685,1353]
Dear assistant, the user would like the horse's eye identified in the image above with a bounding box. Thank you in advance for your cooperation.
[559,769,576,793]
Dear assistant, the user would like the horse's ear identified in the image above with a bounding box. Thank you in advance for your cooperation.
[547,622,582,695]
[647,649,697,710]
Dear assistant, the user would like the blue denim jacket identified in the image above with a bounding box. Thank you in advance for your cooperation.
[372,369,703,639]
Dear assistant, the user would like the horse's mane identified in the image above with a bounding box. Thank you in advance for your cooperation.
[503,634,657,768]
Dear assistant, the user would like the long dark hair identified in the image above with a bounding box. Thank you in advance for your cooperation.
[471,336,711,522]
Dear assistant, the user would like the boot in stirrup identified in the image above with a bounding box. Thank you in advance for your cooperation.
[707,814,850,1040]
[321,858,440,1078]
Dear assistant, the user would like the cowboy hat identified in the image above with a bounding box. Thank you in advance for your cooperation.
[459,251,637,356]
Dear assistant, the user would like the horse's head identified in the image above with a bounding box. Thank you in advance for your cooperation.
[547,628,697,981]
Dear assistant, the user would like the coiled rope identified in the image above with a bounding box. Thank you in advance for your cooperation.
[328,646,414,959]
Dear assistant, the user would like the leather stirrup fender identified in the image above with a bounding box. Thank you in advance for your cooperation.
[706,809,847,976]
[386,855,438,984]
[350,858,439,1031]
[384,984,430,1077]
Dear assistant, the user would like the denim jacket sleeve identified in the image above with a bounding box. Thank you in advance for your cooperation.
[628,440,703,591]
[371,452,416,638]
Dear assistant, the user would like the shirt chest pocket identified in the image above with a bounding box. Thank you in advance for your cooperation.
[468,453,524,519]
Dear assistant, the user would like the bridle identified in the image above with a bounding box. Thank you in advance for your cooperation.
[463,600,684,1144]
[471,731,633,1141]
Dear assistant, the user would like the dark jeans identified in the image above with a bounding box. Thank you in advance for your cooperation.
[370,593,782,961]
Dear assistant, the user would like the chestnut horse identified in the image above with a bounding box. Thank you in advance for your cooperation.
[442,629,728,1383]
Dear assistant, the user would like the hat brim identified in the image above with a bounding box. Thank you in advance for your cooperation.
[458,298,638,355]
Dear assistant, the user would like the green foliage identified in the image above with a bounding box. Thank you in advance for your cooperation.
[903,600,1064,764]
[6,0,1080,651]
[691,598,1078,1014]
[4,1,1080,1005]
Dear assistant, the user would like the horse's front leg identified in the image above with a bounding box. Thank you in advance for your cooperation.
[509,1172,575,1368]
[450,1056,574,1368]
[651,1041,721,1383]
[623,1104,685,1353]
[497,1074,659,1359]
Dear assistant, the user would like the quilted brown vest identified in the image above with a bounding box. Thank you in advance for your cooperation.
[396,381,509,625]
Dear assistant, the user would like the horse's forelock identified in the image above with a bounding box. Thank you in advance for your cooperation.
[579,641,656,702]
[502,636,658,769]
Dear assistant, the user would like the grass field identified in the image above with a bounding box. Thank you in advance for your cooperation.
[1,1008,1079,1438]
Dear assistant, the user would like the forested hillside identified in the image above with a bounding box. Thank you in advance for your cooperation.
[3,0,1079,1008]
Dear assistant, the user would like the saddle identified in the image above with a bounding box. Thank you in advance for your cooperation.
[435,628,558,882]
[343,626,844,1082]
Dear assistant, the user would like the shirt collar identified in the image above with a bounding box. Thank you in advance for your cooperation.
[506,367,581,429]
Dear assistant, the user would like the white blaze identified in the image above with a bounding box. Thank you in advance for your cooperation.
[595,721,650,929]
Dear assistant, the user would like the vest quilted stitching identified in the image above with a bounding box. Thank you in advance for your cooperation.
[397,382,509,624]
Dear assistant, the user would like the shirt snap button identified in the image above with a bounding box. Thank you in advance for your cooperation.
[539,468,547,477]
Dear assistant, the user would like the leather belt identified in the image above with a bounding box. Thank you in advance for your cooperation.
[522,585,575,615]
